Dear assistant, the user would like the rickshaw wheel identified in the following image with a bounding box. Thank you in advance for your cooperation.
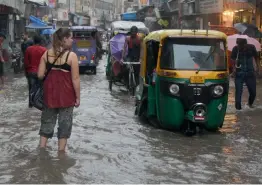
[182,121,197,137]
[109,72,113,91]
[93,67,97,75]
[128,69,136,96]
[205,127,219,132]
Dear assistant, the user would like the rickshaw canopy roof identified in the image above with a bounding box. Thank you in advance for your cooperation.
[70,26,97,31]
[111,21,149,34]
[144,29,227,42]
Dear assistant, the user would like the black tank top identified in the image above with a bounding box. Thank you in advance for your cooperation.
[46,51,71,71]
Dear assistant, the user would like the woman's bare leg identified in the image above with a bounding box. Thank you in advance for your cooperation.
[40,136,48,148]
[58,138,67,152]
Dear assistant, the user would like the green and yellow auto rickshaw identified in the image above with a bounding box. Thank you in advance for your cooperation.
[135,29,230,136]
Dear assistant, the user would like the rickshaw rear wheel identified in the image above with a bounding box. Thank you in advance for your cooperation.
[93,67,97,75]
[205,127,219,132]
[182,121,197,137]
[128,69,136,96]
[109,72,113,91]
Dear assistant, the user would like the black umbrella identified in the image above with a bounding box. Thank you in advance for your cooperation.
[234,23,262,38]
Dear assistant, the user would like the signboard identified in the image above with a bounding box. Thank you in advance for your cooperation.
[139,0,150,6]
[57,9,69,21]
[69,0,76,13]
[49,0,56,8]
[75,0,82,13]
[58,0,67,3]
[199,0,223,14]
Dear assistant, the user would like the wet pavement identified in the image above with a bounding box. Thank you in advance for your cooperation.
[1,56,262,183]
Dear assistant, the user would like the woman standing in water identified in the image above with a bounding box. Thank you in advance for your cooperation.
[38,28,80,152]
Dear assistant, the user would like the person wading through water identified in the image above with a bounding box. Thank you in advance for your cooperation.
[38,28,80,152]
[0,32,8,89]
[231,38,260,110]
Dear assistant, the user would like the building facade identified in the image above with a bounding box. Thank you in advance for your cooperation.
[92,0,115,28]
[153,0,259,29]
[0,0,26,43]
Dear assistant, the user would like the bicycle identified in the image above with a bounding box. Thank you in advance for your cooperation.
[122,61,140,96]
[108,60,140,96]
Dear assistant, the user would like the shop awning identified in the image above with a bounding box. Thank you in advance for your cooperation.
[24,0,47,6]
[0,1,25,14]
[25,23,52,29]
[121,12,137,21]
[29,16,48,26]
[69,12,80,18]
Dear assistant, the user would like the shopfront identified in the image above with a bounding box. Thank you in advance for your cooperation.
[223,1,256,26]
[0,5,11,34]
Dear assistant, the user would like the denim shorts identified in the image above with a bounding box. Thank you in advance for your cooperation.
[39,107,74,139]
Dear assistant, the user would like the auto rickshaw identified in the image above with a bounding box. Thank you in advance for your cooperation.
[135,29,230,136]
[105,21,149,77]
[71,26,99,74]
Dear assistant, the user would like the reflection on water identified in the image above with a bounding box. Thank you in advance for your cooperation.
[1,60,262,183]
[220,114,238,133]
[9,149,76,184]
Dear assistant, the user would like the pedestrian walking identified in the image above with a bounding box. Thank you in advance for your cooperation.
[21,32,33,56]
[37,28,80,152]
[231,38,260,110]
[0,32,8,89]
[24,35,47,108]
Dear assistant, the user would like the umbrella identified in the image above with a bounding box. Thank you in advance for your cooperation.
[234,23,262,38]
[234,23,248,34]
[227,34,261,51]
[109,33,128,62]
[41,29,56,35]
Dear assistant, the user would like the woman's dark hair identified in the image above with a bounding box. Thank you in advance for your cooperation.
[33,35,43,45]
[52,28,72,56]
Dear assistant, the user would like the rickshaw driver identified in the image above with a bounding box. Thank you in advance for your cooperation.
[119,26,142,84]
[121,26,142,62]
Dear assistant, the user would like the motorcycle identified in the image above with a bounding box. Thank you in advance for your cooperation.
[11,48,22,74]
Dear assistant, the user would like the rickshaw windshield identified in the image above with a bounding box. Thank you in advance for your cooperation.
[160,38,227,71]
[72,30,96,49]
[72,31,94,38]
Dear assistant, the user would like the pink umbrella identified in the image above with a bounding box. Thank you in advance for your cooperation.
[227,34,261,51]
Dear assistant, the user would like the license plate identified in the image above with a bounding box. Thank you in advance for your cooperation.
[76,40,91,48]
[190,76,205,84]
[80,56,86,60]
[194,116,205,121]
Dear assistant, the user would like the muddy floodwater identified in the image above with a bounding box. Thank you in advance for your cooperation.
[1,57,262,184]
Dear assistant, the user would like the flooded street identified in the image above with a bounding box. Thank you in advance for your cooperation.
[1,57,262,184]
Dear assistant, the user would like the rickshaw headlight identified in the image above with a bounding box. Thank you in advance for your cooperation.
[213,85,224,96]
[169,84,179,95]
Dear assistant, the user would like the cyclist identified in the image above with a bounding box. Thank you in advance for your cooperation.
[122,26,142,62]
[120,26,142,86]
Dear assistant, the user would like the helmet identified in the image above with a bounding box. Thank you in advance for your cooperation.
[130,26,138,33]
